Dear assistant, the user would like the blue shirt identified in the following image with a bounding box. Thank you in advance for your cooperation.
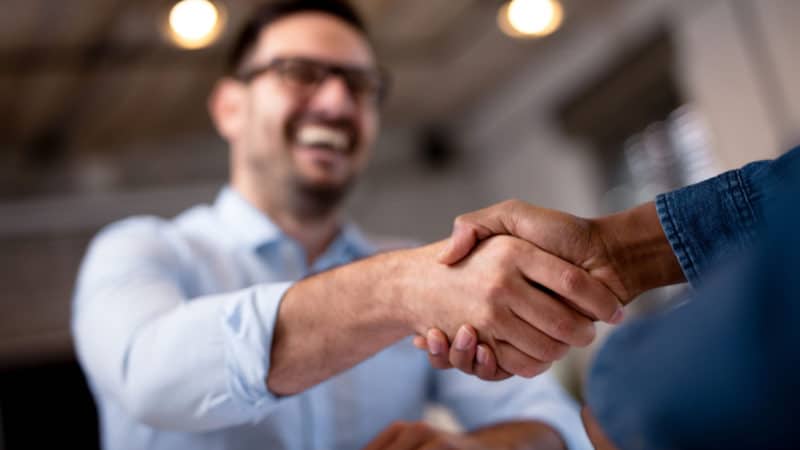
[587,145,800,449]
[73,187,591,450]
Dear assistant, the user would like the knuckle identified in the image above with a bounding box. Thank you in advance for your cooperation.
[483,235,513,256]
[453,214,471,229]
[501,198,523,210]
[484,278,511,302]
[476,302,505,329]
[495,234,518,251]
[559,268,584,294]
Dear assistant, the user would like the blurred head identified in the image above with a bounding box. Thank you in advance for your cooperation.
[210,0,385,219]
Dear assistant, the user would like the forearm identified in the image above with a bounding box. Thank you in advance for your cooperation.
[592,201,685,301]
[468,421,567,450]
[267,244,435,395]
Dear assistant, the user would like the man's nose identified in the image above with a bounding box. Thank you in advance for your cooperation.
[308,75,357,117]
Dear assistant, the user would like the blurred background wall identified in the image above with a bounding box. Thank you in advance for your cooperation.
[1,0,799,447]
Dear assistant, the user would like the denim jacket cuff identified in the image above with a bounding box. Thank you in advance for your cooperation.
[655,169,760,287]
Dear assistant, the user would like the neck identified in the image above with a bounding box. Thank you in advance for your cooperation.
[231,175,342,265]
[270,205,342,265]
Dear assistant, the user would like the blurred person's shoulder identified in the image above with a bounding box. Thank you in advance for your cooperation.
[89,201,226,257]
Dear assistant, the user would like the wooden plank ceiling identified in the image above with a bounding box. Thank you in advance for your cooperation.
[0,0,625,198]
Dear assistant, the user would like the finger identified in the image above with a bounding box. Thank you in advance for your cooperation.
[412,335,427,350]
[437,223,480,266]
[474,344,512,381]
[449,325,478,374]
[511,280,598,347]
[426,329,453,370]
[494,312,570,365]
[493,340,552,378]
[438,204,515,265]
[516,243,623,325]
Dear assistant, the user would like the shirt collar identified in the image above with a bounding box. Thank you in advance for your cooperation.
[213,186,375,259]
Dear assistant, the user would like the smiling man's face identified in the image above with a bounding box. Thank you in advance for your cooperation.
[227,12,380,216]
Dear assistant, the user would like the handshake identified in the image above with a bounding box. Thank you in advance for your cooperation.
[398,199,683,381]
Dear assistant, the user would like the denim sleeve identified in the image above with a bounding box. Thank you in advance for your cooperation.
[585,159,800,450]
[655,145,800,286]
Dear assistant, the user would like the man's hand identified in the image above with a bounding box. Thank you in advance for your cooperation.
[363,420,567,450]
[581,406,619,450]
[400,236,620,378]
[412,325,511,381]
[362,421,483,450]
[438,199,684,305]
[412,200,685,380]
[268,227,628,394]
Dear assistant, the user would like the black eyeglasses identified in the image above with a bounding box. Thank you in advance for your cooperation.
[235,57,390,104]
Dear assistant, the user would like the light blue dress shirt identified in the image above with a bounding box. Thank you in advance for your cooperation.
[73,187,591,450]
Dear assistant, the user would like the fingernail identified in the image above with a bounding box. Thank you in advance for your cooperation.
[476,346,489,365]
[427,331,444,355]
[609,307,625,325]
[454,326,474,351]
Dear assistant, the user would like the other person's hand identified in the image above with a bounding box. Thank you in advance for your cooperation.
[363,419,567,450]
[581,406,619,450]
[412,325,511,381]
[402,235,619,378]
[361,421,484,450]
[438,200,633,305]
[414,200,685,379]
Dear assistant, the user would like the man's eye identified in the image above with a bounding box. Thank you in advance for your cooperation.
[283,65,322,85]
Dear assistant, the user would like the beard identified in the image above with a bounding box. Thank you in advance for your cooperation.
[285,170,356,221]
[280,110,361,221]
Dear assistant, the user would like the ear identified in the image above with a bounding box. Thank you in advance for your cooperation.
[208,78,247,142]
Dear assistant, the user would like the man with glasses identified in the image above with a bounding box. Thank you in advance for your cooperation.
[73,1,600,449]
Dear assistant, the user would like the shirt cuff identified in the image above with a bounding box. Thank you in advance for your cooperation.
[655,168,760,286]
[220,281,293,416]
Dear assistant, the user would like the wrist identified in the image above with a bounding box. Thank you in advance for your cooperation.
[381,241,448,335]
[593,201,685,302]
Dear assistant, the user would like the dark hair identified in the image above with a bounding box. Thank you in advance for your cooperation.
[227,0,368,75]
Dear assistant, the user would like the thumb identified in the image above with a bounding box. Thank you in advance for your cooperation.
[437,221,481,265]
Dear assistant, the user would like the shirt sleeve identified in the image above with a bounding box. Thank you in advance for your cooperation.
[587,149,800,449]
[432,369,592,450]
[655,144,800,286]
[586,202,800,449]
[72,217,292,432]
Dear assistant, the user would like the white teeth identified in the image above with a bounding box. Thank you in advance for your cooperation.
[296,125,350,152]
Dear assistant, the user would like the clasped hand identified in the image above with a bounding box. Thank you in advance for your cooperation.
[409,200,630,380]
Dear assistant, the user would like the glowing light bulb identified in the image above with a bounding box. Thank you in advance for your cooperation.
[498,0,564,39]
[167,0,224,49]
